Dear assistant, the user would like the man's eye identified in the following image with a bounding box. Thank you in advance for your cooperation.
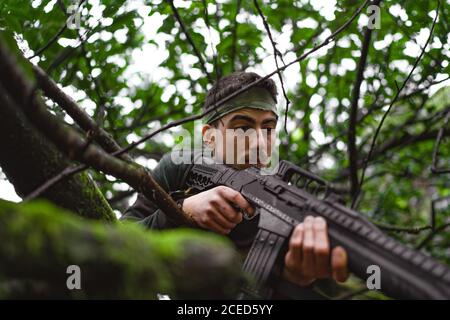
[235,126,251,132]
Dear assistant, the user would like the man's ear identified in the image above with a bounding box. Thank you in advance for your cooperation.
[202,124,215,147]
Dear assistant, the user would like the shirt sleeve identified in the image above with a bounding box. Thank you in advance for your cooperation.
[120,152,193,230]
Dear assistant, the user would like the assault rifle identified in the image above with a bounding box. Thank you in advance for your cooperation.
[185,160,450,299]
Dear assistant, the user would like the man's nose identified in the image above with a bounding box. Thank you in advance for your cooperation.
[252,128,268,152]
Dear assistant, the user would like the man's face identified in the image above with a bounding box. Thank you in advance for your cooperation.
[202,108,277,169]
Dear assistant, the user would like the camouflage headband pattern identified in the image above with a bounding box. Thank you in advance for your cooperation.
[203,87,278,124]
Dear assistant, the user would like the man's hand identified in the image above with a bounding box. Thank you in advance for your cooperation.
[182,186,255,234]
[283,216,349,287]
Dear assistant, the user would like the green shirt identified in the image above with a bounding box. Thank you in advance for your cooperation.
[121,150,259,249]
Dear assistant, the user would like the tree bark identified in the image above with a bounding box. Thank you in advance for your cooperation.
[0,35,188,226]
[0,199,243,299]
[0,86,115,221]
[32,65,132,163]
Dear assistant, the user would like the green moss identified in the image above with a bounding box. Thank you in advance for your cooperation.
[0,199,243,299]
[72,171,116,221]
[0,91,116,222]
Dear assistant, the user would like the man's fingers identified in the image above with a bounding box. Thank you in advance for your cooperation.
[205,216,232,235]
[213,198,242,224]
[219,186,255,216]
[196,205,233,234]
[313,217,330,278]
[301,216,315,278]
[211,211,236,230]
[285,223,304,270]
[207,205,236,230]
[284,215,348,287]
[282,265,315,288]
[196,217,230,235]
[331,246,349,283]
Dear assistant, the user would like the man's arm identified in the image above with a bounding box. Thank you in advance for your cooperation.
[121,152,193,230]
[122,154,348,288]
[121,193,185,229]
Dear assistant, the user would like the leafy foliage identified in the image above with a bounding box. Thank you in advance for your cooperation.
[0,0,449,298]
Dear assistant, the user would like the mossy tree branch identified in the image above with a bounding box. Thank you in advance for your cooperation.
[0,199,243,299]
[0,86,115,221]
[0,37,189,226]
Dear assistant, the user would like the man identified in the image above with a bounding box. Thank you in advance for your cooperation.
[122,71,349,292]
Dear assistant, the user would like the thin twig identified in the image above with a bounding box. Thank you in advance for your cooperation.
[348,0,381,207]
[333,127,450,182]
[201,0,220,80]
[58,3,108,127]
[431,196,450,231]
[108,189,136,204]
[416,222,450,250]
[230,0,242,71]
[253,0,291,135]
[32,65,131,162]
[19,0,369,199]
[44,15,105,75]
[0,41,191,226]
[431,109,450,174]
[24,165,86,200]
[167,0,213,83]
[28,0,86,60]
[374,222,431,234]
[355,0,440,204]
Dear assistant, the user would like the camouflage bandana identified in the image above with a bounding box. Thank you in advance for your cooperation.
[203,87,278,124]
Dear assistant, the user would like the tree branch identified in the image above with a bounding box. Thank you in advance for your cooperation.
[108,0,370,160]
[0,0,369,200]
[374,222,431,234]
[167,0,213,83]
[0,86,115,221]
[28,0,86,60]
[416,221,450,250]
[0,39,190,227]
[356,0,440,204]
[253,0,291,134]
[201,0,220,80]
[33,65,131,162]
[230,0,242,71]
[431,109,450,174]
[348,0,381,207]
[334,127,450,182]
